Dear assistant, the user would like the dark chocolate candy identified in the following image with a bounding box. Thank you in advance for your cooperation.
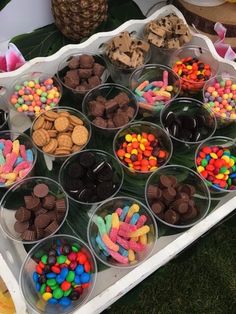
[79,54,94,69]
[93,117,108,128]
[97,181,114,199]
[105,99,119,114]
[93,63,105,77]
[68,56,80,69]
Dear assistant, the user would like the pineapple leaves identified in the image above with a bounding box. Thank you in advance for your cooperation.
[0,0,11,11]
[10,0,145,60]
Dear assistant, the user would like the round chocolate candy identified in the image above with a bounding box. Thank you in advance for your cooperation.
[33,183,49,198]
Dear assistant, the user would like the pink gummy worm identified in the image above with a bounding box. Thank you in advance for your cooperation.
[3,140,13,157]
[138,102,155,111]
[143,92,154,104]
[117,228,130,239]
[152,81,164,88]
[116,236,129,250]
[102,234,119,252]
[162,70,168,88]
[108,249,129,264]
[129,240,145,252]
[14,161,30,173]
[115,208,123,216]
[120,222,137,233]
[109,227,118,243]
[136,215,147,228]
[20,145,27,160]
[2,152,17,173]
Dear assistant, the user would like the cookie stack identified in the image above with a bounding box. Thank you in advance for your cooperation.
[31,109,90,156]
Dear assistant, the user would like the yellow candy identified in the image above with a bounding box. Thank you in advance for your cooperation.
[225,170,230,175]
[166,85,173,92]
[150,166,158,171]
[132,138,138,142]
[45,105,51,111]
[12,140,20,155]
[137,134,141,141]
[222,155,230,163]
[1,173,17,180]
[230,113,236,119]
[229,159,235,167]
[224,175,229,180]
[34,106,41,112]
[139,234,147,245]
[21,104,29,111]
[65,258,71,265]
[139,143,145,151]
[5,180,15,186]
[129,225,150,238]
[186,65,192,70]
[111,213,119,229]
[210,153,218,159]
[54,91,60,97]
[47,93,54,100]
[42,292,52,301]
[231,84,236,90]
[28,81,35,88]
[28,95,33,100]
[197,166,204,173]
[127,204,140,219]
[36,89,42,95]
[141,138,148,144]
[125,134,132,142]
[128,249,135,262]
[215,174,224,179]
[131,149,138,155]
[125,153,131,158]
[149,156,157,161]
[128,163,134,168]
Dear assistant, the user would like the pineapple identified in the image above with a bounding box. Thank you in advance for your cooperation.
[51,0,108,41]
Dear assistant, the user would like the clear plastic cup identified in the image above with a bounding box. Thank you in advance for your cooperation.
[160,97,217,148]
[82,83,139,135]
[195,136,236,193]
[57,53,109,107]
[19,234,97,314]
[59,149,124,206]
[129,64,181,117]
[113,121,173,178]
[203,74,236,128]
[169,45,219,96]
[103,35,151,87]
[8,72,62,120]
[0,130,37,189]
[30,106,91,161]
[145,164,211,228]
[0,176,69,244]
[87,196,157,268]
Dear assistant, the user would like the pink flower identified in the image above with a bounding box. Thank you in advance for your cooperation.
[214,22,236,61]
[0,43,25,72]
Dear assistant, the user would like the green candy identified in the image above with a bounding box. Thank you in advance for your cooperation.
[34,250,45,259]
[72,243,80,252]
[41,255,48,264]
[228,178,232,186]
[105,214,112,233]
[220,80,226,87]
[40,283,46,295]
[64,288,72,297]
[15,85,21,91]
[50,102,56,107]
[66,271,75,282]
[41,92,47,97]
[40,96,47,103]
[0,150,5,165]
[57,255,66,264]
[201,159,208,167]
[47,279,57,287]
[96,216,106,236]
[53,288,63,300]
[220,167,227,174]
[50,284,59,290]
[17,97,24,104]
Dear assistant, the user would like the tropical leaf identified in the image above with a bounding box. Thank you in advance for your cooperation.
[0,0,11,11]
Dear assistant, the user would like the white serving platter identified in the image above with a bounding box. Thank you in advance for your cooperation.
[0,5,236,314]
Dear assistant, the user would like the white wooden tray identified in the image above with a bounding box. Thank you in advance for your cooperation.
[0,5,236,314]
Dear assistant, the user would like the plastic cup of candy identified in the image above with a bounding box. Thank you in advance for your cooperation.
[0,176,69,244]
[129,64,181,117]
[195,136,236,193]
[0,130,37,189]
[57,53,109,107]
[82,83,138,135]
[30,106,91,161]
[102,32,151,87]
[19,234,97,314]
[59,149,124,205]
[8,72,62,120]
[203,74,236,128]
[169,45,219,96]
[87,196,157,268]
[113,121,173,178]
[145,164,211,228]
[160,97,217,150]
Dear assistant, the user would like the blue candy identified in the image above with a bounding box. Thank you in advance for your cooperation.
[75,265,84,276]
[74,275,81,285]
[56,247,61,256]
[46,272,56,279]
[120,206,129,221]
[48,298,58,305]
[130,213,140,225]
[60,267,68,279]
[230,173,236,178]
[56,275,64,284]
[80,273,90,284]
[26,149,33,162]
[59,297,71,307]
[118,246,128,257]
[0,143,4,150]
[33,272,39,282]
[15,156,23,165]
[36,282,41,292]
[96,235,109,255]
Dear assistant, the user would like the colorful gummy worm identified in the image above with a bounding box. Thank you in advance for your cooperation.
[203,78,236,122]
[0,139,33,186]
[133,70,174,111]
[10,78,61,117]
[94,203,152,265]
[172,57,212,92]
[116,132,168,172]
[196,145,236,190]
[33,241,92,307]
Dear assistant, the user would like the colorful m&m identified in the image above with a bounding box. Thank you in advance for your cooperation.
[10,77,61,117]
[196,144,236,190]
[33,240,92,308]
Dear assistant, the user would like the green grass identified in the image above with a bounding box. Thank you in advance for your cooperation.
[104,214,236,314]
